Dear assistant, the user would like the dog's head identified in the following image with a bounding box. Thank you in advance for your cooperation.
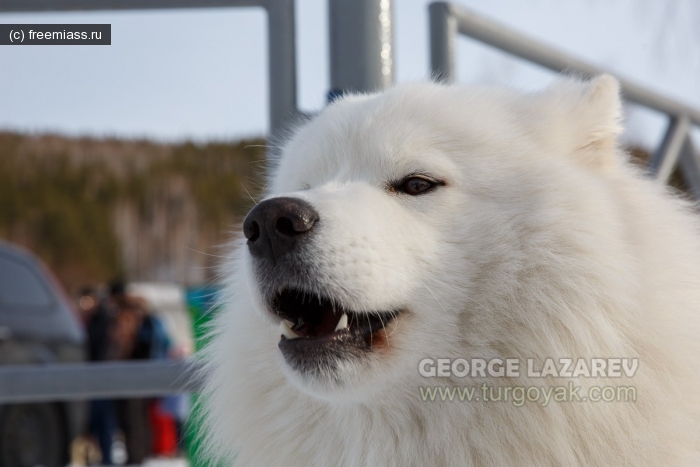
[240,75,623,401]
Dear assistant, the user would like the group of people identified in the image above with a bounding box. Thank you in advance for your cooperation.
[78,281,187,465]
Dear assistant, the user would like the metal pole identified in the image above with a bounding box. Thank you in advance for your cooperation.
[328,0,393,100]
[648,115,690,183]
[679,138,700,200]
[265,0,299,134]
[429,2,456,83]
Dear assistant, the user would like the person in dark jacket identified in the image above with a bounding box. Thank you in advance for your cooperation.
[85,280,125,465]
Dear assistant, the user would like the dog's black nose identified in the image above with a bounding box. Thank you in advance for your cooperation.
[243,197,319,263]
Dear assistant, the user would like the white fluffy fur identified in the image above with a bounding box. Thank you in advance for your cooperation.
[200,75,700,466]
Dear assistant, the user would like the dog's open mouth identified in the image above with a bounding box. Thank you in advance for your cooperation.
[271,288,401,352]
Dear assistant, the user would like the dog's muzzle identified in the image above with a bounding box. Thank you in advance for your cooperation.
[243,196,404,379]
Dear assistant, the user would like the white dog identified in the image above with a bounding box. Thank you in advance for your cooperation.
[200,75,700,466]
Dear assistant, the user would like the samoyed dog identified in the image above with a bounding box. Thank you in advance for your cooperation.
[201,75,700,466]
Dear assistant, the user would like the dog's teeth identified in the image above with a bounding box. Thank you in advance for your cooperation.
[283,319,295,328]
[335,313,349,332]
[280,320,300,339]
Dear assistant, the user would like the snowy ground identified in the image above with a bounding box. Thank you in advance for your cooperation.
[141,458,188,467]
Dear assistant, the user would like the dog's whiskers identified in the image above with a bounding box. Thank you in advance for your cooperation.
[385,309,402,339]
[241,183,258,204]
[374,311,392,347]
[417,277,450,317]
[186,246,233,260]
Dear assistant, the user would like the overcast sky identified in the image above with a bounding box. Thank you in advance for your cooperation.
[1,0,698,148]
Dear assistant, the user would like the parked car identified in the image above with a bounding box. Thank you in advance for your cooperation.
[0,241,86,467]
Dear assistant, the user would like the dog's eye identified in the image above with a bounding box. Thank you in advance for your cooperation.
[398,176,437,196]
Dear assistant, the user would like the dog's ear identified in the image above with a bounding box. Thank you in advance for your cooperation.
[532,74,623,170]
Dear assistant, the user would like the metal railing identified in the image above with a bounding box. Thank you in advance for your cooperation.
[429,2,700,198]
[0,0,396,134]
[0,360,202,404]
[0,0,299,136]
[0,0,296,404]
